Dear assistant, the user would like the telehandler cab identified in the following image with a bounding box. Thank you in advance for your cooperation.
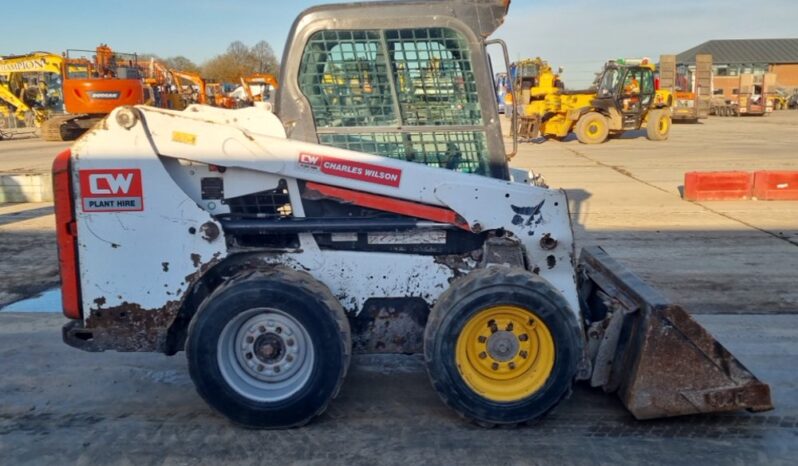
[53,0,771,428]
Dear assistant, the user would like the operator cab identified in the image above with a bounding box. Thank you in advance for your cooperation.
[278,0,513,180]
[595,61,656,129]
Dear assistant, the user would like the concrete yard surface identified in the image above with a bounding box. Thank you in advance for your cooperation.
[0,203,57,307]
[0,313,797,465]
[0,136,70,174]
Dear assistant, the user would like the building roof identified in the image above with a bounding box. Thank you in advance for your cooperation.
[676,39,798,65]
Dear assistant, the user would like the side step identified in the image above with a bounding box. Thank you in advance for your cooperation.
[578,246,773,419]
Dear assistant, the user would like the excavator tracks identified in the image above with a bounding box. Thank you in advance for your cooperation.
[40,115,83,142]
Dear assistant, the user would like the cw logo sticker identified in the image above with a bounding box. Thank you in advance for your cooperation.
[87,172,135,195]
[79,169,144,212]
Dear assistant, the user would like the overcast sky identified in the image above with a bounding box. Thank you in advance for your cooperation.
[3,0,797,88]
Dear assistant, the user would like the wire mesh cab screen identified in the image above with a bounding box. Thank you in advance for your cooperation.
[299,28,489,175]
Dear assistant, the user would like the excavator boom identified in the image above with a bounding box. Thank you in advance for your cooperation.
[0,82,43,122]
[0,52,63,127]
[171,70,207,105]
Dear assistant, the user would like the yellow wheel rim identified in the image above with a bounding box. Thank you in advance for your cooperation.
[658,115,669,134]
[455,305,555,402]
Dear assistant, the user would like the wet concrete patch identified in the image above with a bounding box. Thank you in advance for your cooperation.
[2,288,61,312]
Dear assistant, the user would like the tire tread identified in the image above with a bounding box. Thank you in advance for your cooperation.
[423,267,582,427]
[186,266,351,428]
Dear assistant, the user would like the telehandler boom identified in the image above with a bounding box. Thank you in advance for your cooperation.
[54,0,771,428]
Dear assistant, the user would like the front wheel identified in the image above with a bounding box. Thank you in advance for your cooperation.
[186,267,351,428]
[575,111,609,144]
[646,109,671,141]
[424,267,583,426]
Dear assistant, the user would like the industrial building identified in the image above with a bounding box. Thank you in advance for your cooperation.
[676,38,798,98]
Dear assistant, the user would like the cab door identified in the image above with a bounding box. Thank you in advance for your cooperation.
[618,67,654,129]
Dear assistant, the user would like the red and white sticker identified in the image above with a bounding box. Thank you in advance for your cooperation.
[298,153,402,187]
[79,169,144,212]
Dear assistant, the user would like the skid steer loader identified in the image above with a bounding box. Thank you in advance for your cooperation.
[53,0,772,428]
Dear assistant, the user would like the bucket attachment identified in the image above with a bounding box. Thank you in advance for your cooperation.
[577,246,773,420]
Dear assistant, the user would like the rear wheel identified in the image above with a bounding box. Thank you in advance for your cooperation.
[186,267,350,428]
[424,267,582,426]
[646,109,671,141]
[575,112,609,144]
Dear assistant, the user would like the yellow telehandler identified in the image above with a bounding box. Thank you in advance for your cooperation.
[511,58,672,144]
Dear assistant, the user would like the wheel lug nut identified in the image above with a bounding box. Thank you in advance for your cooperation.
[286,355,294,362]
[478,351,488,359]
[276,327,282,334]
[477,336,487,343]
[258,326,266,333]
[520,350,528,359]
[257,364,264,372]
[519,334,529,342]
[274,366,281,373]
[491,362,499,370]
[490,324,498,334]
[245,352,253,360]
[246,336,254,343]
[506,323,514,332]
[287,339,295,347]
[508,362,516,370]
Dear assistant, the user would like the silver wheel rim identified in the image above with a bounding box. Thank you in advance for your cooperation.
[217,308,314,402]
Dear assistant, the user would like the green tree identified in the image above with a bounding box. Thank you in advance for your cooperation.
[251,41,279,74]
[164,56,199,73]
[201,40,280,84]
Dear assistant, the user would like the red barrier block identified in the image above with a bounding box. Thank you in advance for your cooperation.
[684,171,753,201]
[753,171,798,200]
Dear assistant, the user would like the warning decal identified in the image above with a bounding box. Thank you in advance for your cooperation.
[79,169,144,212]
[298,153,402,188]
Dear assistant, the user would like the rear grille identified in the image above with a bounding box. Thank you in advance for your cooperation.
[226,181,292,218]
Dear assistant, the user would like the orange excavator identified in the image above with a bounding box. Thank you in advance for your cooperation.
[41,44,146,141]
[171,69,208,106]
[142,60,184,110]
[143,63,234,110]
[206,82,236,109]
[238,73,279,105]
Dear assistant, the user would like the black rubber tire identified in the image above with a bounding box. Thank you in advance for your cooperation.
[186,267,351,428]
[424,267,583,427]
[574,112,609,144]
[646,109,671,141]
